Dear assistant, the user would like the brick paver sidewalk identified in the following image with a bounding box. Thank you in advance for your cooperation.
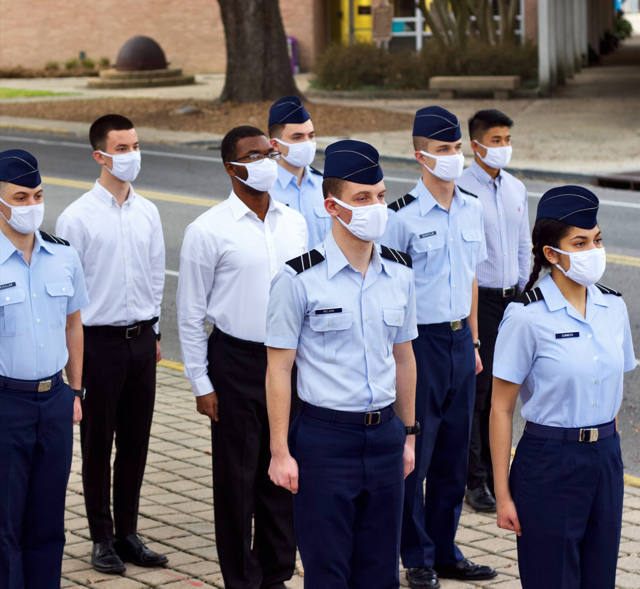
[60,366,640,589]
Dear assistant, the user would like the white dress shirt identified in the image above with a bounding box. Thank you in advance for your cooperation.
[177,191,308,397]
[56,180,165,332]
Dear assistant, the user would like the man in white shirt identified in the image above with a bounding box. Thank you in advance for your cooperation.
[56,115,167,574]
[177,126,307,589]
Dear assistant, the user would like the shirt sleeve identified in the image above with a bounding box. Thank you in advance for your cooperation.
[176,224,217,397]
[518,190,532,293]
[265,267,306,350]
[66,247,89,315]
[476,204,488,266]
[56,212,85,266]
[621,300,637,373]
[149,205,166,334]
[394,269,418,344]
[493,302,537,384]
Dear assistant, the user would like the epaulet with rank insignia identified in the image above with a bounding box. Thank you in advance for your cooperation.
[388,193,416,212]
[40,231,70,246]
[309,166,323,176]
[515,288,544,306]
[457,186,479,199]
[286,249,325,274]
[380,246,412,268]
[596,283,622,296]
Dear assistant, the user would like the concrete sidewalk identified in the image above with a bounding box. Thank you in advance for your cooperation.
[59,365,640,589]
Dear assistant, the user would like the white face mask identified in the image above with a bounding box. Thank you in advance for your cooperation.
[275,139,317,168]
[0,197,44,235]
[331,198,388,242]
[99,150,141,183]
[550,246,607,287]
[420,151,465,182]
[475,142,512,170]
[232,158,279,192]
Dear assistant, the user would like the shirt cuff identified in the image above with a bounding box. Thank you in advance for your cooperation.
[67,296,89,316]
[191,374,215,397]
[492,362,527,385]
[264,336,299,350]
[394,327,419,344]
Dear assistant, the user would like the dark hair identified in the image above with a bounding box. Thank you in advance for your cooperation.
[268,123,287,139]
[524,218,573,292]
[221,126,265,163]
[322,177,346,200]
[468,109,514,142]
[89,114,134,151]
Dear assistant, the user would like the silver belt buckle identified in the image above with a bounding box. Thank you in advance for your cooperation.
[579,428,599,442]
[450,320,463,331]
[38,379,52,392]
[125,324,141,339]
[365,411,381,426]
[503,287,513,298]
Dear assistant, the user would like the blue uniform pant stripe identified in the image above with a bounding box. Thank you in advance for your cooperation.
[510,431,624,588]
[401,325,476,567]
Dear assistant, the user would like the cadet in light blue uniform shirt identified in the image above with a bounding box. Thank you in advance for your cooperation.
[266,140,419,589]
[268,96,331,247]
[383,107,495,588]
[0,149,89,589]
[491,186,636,589]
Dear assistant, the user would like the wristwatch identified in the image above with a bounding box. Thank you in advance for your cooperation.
[72,387,86,400]
[474,339,481,350]
[405,421,421,436]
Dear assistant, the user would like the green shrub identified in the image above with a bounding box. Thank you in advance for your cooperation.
[82,57,95,69]
[65,58,79,70]
[99,57,110,68]
[616,17,633,41]
[313,40,538,91]
[44,60,59,71]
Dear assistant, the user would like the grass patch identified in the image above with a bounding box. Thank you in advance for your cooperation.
[0,88,76,99]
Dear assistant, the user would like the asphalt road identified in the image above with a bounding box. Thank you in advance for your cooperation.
[1,128,639,474]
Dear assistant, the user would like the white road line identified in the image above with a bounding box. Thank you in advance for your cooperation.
[0,135,222,162]
[165,269,180,277]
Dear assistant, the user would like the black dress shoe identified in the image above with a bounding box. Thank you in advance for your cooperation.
[465,483,497,512]
[406,567,440,588]
[434,559,497,580]
[92,540,126,574]
[261,584,287,589]
[114,534,168,568]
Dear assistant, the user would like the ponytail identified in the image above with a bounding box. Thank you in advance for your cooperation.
[523,218,573,293]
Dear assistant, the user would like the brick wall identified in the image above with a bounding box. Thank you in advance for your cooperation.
[0,0,325,74]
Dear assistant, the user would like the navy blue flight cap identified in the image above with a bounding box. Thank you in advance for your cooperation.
[269,96,311,126]
[413,106,461,142]
[536,185,599,229]
[323,140,383,185]
[0,149,41,189]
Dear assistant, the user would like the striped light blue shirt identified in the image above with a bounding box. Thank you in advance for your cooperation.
[457,161,531,292]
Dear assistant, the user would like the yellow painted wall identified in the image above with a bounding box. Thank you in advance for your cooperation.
[338,0,373,43]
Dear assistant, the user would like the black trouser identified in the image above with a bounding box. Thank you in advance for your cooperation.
[466,291,517,492]
[208,327,299,589]
[80,325,157,543]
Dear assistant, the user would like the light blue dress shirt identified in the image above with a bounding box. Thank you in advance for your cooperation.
[382,178,487,325]
[457,161,531,292]
[0,230,89,380]
[266,232,418,412]
[493,274,637,428]
[269,164,331,248]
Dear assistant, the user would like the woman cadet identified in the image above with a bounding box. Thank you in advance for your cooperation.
[489,185,636,588]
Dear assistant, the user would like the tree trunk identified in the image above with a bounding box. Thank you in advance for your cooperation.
[217,0,300,103]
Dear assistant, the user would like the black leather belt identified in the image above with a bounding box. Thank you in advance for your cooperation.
[0,371,63,392]
[84,317,158,339]
[301,401,395,426]
[213,326,266,354]
[525,420,616,443]
[418,318,468,333]
[479,285,518,299]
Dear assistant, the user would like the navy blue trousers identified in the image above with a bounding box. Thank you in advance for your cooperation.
[401,324,476,568]
[0,379,74,589]
[289,409,405,589]
[510,428,624,589]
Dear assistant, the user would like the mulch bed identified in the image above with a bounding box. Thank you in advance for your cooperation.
[0,98,414,137]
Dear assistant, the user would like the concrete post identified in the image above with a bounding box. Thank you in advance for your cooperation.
[538,0,551,96]
[573,0,583,71]
[565,0,575,79]
[556,0,567,85]
[549,0,558,89]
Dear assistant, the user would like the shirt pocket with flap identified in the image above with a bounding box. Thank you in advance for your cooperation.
[45,280,74,329]
[411,232,446,276]
[309,311,353,363]
[383,307,406,356]
[0,286,28,337]
[461,228,483,269]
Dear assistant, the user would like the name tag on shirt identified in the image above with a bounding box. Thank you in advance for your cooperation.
[555,332,580,339]
[0,282,16,290]
[419,231,437,239]
[315,308,342,315]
